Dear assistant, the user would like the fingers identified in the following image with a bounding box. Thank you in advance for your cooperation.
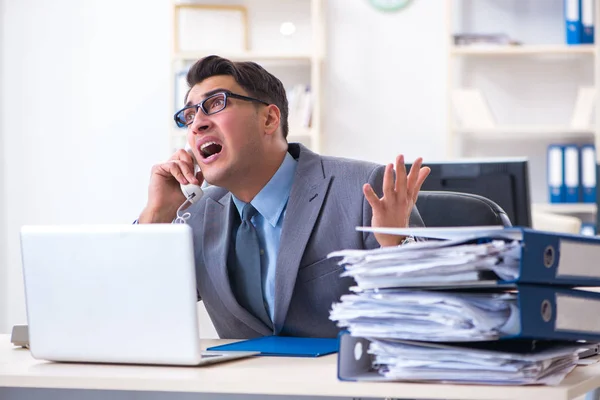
[173,148,196,166]
[389,155,429,202]
[382,163,394,197]
[168,160,198,185]
[406,157,423,198]
[394,154,407,193]
[153,150,199,186]
[412,166,431,202]
[406,157,422,189]
[170,149,200,185]
[363,183,380,210]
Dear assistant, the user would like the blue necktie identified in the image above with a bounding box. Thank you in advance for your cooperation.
[232,203,272,327]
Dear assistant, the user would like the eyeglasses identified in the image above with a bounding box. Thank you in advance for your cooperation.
[174,91,270,128]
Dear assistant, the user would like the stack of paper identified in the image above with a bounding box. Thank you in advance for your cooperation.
[368,339,580,385]
[330,291,520,341]
[328,226,600,385]
[329,237,521,290]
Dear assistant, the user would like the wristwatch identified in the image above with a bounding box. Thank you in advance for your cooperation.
[401,236,416,245]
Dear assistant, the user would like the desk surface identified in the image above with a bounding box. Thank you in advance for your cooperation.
[1,335,600,400]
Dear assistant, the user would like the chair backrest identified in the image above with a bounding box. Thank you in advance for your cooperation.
[416,191,512,227]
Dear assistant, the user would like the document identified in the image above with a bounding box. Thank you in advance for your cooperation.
[330,291,520,341]
[365,338,581,385]
[329,238,521,290]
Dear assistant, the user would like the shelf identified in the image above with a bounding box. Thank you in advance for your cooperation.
[451,44,595,56]
[533,203,597,214]
[453,125,595,140]
[174,52,313,64]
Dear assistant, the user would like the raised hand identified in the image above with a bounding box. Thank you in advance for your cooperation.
[363,155,430,247]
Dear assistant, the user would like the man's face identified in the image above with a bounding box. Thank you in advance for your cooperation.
[186,75,265,187]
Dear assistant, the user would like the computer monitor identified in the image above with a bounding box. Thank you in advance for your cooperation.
[408,158,532,227]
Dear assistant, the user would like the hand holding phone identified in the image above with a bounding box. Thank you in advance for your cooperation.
[181,144,203,204]
[138,144,204,224]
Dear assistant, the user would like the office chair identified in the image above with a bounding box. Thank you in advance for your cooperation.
[416,191,512,227]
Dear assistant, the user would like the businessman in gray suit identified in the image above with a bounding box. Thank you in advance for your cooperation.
[138,55,430,339]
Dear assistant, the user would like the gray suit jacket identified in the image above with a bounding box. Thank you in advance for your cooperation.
[184,143,424,338]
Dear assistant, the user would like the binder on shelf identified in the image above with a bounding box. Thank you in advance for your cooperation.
[565,0,583,45]
[564,144,581,203]
[548,144,565,203]
[581,144,596,203]
[581,0,595,44]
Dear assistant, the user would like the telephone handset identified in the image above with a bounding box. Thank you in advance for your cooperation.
[180,144,203,204]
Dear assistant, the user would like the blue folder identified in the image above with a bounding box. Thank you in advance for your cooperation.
[547,144,565,203]
[501,285,600,342]
[565,0,583,45]
[207,336,339,357]
[580,144,596,203]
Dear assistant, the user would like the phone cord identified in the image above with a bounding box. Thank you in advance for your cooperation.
[174,197,194,224]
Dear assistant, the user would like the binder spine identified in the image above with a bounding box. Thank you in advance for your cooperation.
[548,145,565,203]
[519,230,600,286]
[518,231,561,284]
[581,144,596,203]
[517,286,556,339]
[520,286,600,341]
[581,0,595,43]
[564,144,580,203]
[565,0,583,45]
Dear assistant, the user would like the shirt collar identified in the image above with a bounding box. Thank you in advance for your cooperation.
[232,152,297,227]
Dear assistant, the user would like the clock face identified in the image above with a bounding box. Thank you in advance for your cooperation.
[369,0,413,12]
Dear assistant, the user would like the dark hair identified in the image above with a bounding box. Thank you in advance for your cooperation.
[186,55,289,139]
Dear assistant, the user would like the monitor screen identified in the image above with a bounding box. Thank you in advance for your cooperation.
[407,159,532,227]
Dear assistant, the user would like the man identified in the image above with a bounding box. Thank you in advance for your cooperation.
[138,55,430,339]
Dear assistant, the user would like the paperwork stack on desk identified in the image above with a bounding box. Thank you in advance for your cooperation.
[329,226,600,385]
[331,226,600,288]
[337,334,582,386]
[331,286,600,342]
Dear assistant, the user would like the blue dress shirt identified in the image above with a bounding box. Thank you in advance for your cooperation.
[231,152,297,321]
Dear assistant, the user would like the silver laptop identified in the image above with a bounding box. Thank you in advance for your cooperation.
[20,224,257,366]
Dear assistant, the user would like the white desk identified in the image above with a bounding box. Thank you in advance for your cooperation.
[1,334,600,400]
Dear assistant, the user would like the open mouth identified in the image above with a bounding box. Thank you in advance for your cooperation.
[199,141,223,159]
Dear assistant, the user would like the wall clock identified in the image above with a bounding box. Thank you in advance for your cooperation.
[368,0,413,12]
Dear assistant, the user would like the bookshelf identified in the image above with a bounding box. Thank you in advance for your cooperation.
[533,202,597,214]
[450,44,595,56]
[169,0,325,154]
[453,125,594,139]
[446,0,600,231]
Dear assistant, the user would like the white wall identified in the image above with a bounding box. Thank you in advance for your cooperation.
[324,0,448,164]
[0,0,6,333]
[0,0,172,333]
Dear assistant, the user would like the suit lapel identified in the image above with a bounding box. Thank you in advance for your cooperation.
[203,194,272,335]
[273,147,332,334]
